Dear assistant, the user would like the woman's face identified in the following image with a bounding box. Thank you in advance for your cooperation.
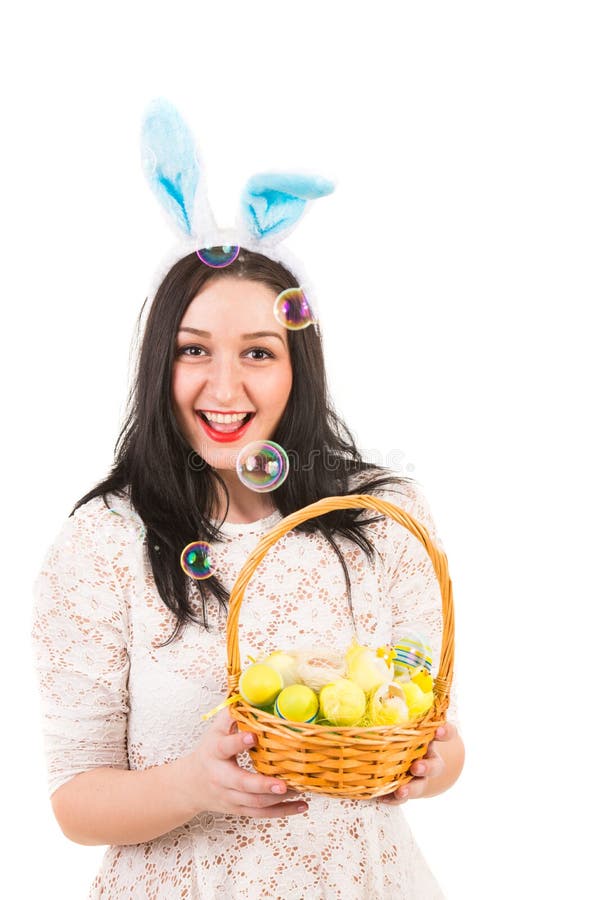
[172,276,293,472]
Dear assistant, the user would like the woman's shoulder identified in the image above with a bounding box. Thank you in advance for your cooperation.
[71,487,145,533]
[33,490,141,631]
[348,467,430,507]
[349,467,443,548]
[53,488,147,562]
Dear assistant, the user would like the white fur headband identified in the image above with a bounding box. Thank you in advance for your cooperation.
[140,98,334,312]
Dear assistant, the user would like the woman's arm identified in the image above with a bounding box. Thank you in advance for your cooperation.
[51,758,199,846]
[51,711,307,846]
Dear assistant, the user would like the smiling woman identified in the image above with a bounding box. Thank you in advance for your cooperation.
[172,276,293,521]
[32,243,462,898]
[31,97,462,899]
[64,247,414,642]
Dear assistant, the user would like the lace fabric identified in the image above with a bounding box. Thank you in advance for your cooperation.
[32,477,459,898]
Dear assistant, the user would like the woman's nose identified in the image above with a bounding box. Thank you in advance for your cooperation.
[210,358,242,405]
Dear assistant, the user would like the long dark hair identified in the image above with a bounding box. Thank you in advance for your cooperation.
[73,248,412,644]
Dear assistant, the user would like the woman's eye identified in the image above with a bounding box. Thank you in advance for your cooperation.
[176,346,274,360]
[177,345,207,357]
[246,348,274,361]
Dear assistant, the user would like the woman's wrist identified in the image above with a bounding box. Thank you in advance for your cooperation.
[162,751,207,821]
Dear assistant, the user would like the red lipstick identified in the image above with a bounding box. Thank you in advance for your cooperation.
[195,411,255,444]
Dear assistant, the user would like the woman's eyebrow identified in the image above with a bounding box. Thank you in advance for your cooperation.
[178,326,285,346]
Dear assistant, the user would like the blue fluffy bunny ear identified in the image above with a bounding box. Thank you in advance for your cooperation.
[240,173,334,243]
[141,98,214,239]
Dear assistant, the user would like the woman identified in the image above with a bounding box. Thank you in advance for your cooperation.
[32,247,464,898]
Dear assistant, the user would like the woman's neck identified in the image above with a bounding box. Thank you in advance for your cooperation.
[213,471,277,524]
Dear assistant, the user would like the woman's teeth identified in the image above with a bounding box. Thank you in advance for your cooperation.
[197,411,253,434]
[204,412,248,424]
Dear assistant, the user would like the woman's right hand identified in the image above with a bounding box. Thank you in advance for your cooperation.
[175,709,309,818]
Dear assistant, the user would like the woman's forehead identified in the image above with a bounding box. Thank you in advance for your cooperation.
[180,277,285,336]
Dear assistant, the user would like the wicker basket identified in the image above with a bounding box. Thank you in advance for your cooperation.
[226,493,454,800]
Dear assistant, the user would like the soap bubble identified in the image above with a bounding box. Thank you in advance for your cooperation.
[236,441,289,492]
[392,629,433,675]
[196,245,240,268]
[273,287,316,330]
[180,541,214,579]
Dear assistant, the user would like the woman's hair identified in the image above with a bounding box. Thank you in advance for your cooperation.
[72,248,412,644]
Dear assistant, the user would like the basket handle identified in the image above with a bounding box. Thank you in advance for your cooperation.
[226,493,455,704]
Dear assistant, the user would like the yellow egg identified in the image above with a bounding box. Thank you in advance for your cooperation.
[319,678,367,726]
[275,684,319,723]
[239,663,284,707]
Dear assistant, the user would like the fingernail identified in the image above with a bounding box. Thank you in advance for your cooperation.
[400,787,409,799]
[243,733,254,746]
[414,763,425,775]
[271,783,286,794]
[436,727,445,738]
[297,802,308,812]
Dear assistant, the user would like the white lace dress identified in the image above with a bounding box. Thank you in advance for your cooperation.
[32,478,459,899]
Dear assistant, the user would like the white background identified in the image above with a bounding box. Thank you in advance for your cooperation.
[4,1,600,897]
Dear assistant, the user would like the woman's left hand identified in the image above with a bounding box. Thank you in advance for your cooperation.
[380,722,458,805]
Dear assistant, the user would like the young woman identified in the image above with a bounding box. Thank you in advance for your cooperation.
[32,247,464,898]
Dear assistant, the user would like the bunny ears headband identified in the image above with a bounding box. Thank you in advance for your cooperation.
[141,98,334,322]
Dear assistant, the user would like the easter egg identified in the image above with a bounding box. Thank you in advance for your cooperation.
[392,632,433,675]
[239,664,284,708]
[275,684,319,723]
[319,678,367,727]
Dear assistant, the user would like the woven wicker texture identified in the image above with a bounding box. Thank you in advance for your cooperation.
[226,494,455,799]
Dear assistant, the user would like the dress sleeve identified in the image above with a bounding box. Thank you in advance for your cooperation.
[31,502,131,796]
[375,480,461,729]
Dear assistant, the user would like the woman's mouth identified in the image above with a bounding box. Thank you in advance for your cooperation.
[195,410,255,443]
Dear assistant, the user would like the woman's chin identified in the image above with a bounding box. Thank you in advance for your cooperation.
[190,447,239,472]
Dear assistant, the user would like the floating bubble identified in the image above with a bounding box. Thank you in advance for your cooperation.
[196,245,240,268]
[236,441,289,492]
[180,540,214,580]
[273,287,315,330]
[392,629,433,675]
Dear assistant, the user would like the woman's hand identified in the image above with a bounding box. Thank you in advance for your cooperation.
[380,722,463,805]
[174,709,308,819]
